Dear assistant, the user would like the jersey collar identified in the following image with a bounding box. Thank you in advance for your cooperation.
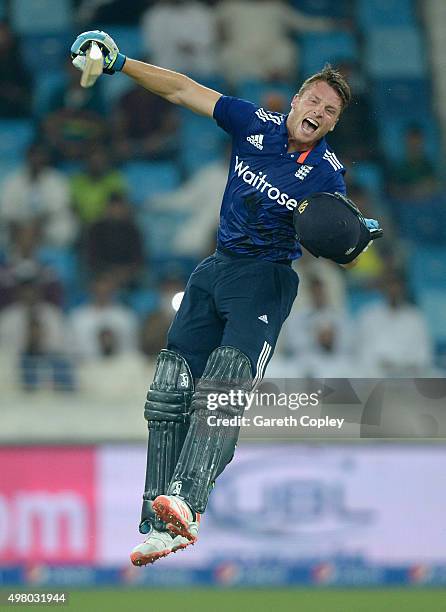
[280,114,328,166]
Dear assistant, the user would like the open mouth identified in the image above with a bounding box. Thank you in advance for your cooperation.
[301,118,319,134]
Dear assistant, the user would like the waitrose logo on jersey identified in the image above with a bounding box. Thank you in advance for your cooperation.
[234,156,298,211]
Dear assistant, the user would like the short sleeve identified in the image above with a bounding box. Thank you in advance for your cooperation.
[213,95,257,138]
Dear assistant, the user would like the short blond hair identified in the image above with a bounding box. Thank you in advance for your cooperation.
[298,63,351,112]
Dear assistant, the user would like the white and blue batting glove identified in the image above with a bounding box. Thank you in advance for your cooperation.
[70,30,126,74]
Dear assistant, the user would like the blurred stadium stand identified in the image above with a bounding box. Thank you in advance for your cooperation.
[0,118,35,163]
[356,0,416,28]
[364,27,425,78]
[10,0,73,34]
[300,31,358,77]
[22,33,70,77]
[123,160,181,204]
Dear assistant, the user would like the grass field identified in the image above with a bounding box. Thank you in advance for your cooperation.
[2,589,446,612]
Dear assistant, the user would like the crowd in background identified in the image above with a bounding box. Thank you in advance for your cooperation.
[0,0,444,396]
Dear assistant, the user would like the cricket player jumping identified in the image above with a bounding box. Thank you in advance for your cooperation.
[71,30,383,566]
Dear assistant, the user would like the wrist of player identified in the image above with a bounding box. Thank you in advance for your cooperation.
[103,51,127,74]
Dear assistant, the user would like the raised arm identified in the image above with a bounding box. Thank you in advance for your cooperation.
[122,58,222,118]
[70,30,222,118]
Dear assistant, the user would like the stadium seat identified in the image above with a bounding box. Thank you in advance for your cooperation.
[37,247,80,309]
[349,162,383,197]
[290,0,351,18]
[396,199,446,244]
[0,160,20,188]
[125,288,160,318]
[32,71,66,117]
[0,120,35,164]
[149,255,198,282]
[356,0,415,28]
[22,32,71,76]
[377,118,439,163]
[371,80,439,162]
[300,32,358,77]
[410,246,446,297]
[364,27,425,78]
[58,161,84,176]
[11,0,73,34]
[123,161,181,205]
[434,340,446,370]
[139,209,189,257]
[419,290,446,343]
[101,73,134,106]
[371,80,439,161]
[371,79,432,122]
[180,111,227,175]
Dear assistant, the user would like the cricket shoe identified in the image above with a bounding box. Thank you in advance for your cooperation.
[153,495,200,543]
[130,528,190,566]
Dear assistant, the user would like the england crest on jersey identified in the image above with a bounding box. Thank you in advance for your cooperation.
[295,165,313,180]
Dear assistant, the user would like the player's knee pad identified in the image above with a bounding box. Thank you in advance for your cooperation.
[167,346,252,513]
[140,349,193,533]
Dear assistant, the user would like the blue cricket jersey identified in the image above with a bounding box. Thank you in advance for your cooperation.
[213,95,347,262]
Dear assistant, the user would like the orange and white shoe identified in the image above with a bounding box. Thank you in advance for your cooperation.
[153,495,200,543]
[130,528,190,567]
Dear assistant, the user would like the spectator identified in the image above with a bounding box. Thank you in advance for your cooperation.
[0,223,64,310]
[269,276,354,378]
[84,192,144,287]
[76,329,150,399]
[71,147,127,225]
[216,0,335,84]
[270,315,355,378]
[19,313,75,392]
[140,309,173,358]
[0,21,32,117]
[304,318,355,377]
[0,142,77,248]
[0,269,73,391]
[139,273,186,357]
[113,84,179,162]
[327,60,379,163]
[69,272,138,359]
[356,273,433,376]
[42,59,107,162]
[141,0,217,76]
[0,266,66,355]
[385,125,440,202]
[280,275,352,359]
[151,155,228,258]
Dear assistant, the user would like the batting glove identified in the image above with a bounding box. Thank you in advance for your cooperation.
[71,30,126,74]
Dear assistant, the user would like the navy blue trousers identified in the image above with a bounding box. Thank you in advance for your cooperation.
[167,251,299,381]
